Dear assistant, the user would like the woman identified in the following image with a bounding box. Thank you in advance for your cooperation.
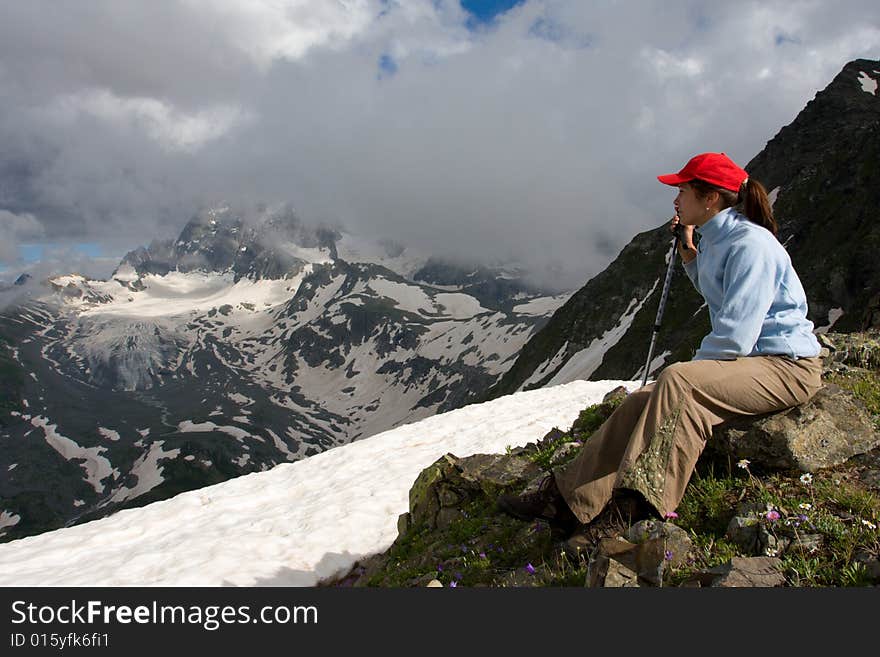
[497,152,824,548]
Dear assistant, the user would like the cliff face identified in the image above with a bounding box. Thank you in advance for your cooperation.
[746,58,880,333]
[486,59,880,398]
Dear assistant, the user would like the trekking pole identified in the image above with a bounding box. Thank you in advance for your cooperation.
[640,221,682,388]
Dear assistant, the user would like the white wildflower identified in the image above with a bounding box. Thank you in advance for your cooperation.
[799,473,813,485]
[737,459,750,470]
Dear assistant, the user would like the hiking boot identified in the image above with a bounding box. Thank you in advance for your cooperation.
[610,488,654,525]
[497,475,577,532]
[561,490,649,560]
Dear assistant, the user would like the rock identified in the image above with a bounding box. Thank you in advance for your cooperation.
[860,469,880,490]
[710,385,880,472]
[538,427,566,447]
[603,386,629,404]
[626,519,693,567]
[405,452,543,534]
[854,551,880,583]
[456,453,545,498]
[726,515,761,555]
[789,534,823,553]
[708,557,786,587]
[823,331,880,370]
[397,512,411,536]
[603,560,641,587]
[725,503,800,557]
[586,534,680,587]
[408,455,453,531]
[549,442,583,467]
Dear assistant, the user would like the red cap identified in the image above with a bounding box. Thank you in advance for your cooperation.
[657,152,748,192]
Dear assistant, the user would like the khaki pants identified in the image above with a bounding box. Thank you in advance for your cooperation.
[554,355,824,523]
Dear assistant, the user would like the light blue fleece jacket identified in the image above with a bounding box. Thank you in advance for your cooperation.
[682,207,821,361]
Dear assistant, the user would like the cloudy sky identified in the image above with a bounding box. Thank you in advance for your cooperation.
[1,0,878,289]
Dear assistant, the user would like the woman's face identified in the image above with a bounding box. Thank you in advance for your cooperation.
[673,183,704,226]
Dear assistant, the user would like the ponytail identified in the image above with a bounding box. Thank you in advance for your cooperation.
[739,178,777,236]
[690,176,778,237]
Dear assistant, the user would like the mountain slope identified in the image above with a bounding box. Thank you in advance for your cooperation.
[0,206,569,543]
[486,59,880,399]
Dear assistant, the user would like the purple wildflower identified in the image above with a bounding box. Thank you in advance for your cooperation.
[765,510,781,522]
[479,552,487,559]
[525,563,536,575]
[664,550,674,561]
[454,572,463,581]
[664,511,679,520]
[437,564,443,572]
[449,580,457,588]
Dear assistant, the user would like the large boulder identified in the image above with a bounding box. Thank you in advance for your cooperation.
[684,557,786,587]
[708,384,879,472]
[402,452,543,535]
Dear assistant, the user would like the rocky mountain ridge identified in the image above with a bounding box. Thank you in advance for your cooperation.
[0,208,568,543]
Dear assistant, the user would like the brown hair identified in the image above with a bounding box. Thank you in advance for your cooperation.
[689,177,778,236]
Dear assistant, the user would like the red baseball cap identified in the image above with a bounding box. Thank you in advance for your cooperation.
[657,152,748,192]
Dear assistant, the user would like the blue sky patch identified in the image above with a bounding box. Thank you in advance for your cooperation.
[461,0,525,28]
[378,53,398,79]
[19,242,103,263]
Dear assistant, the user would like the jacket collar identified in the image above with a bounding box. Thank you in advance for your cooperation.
[695,207,742,245]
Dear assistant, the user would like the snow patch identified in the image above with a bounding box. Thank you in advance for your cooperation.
[814,307,844,334]
[519,341,570,391]
[547,280,659,386]
[434,293,488,319]
[858,70,878,95]
[0,511,21,533]
[177,420,265,443]
[98,427,121,442]
[633,349,671,382]
[513,294,570,316]
[30,416,114,493]
[104,441,182,505]
[228,393,254,406]
[368,279,435,316]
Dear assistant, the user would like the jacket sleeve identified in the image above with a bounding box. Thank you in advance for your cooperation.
[693,243,777,360]
[682,257,701,294]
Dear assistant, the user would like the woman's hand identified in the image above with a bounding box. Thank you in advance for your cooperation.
[670,215,697,264]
